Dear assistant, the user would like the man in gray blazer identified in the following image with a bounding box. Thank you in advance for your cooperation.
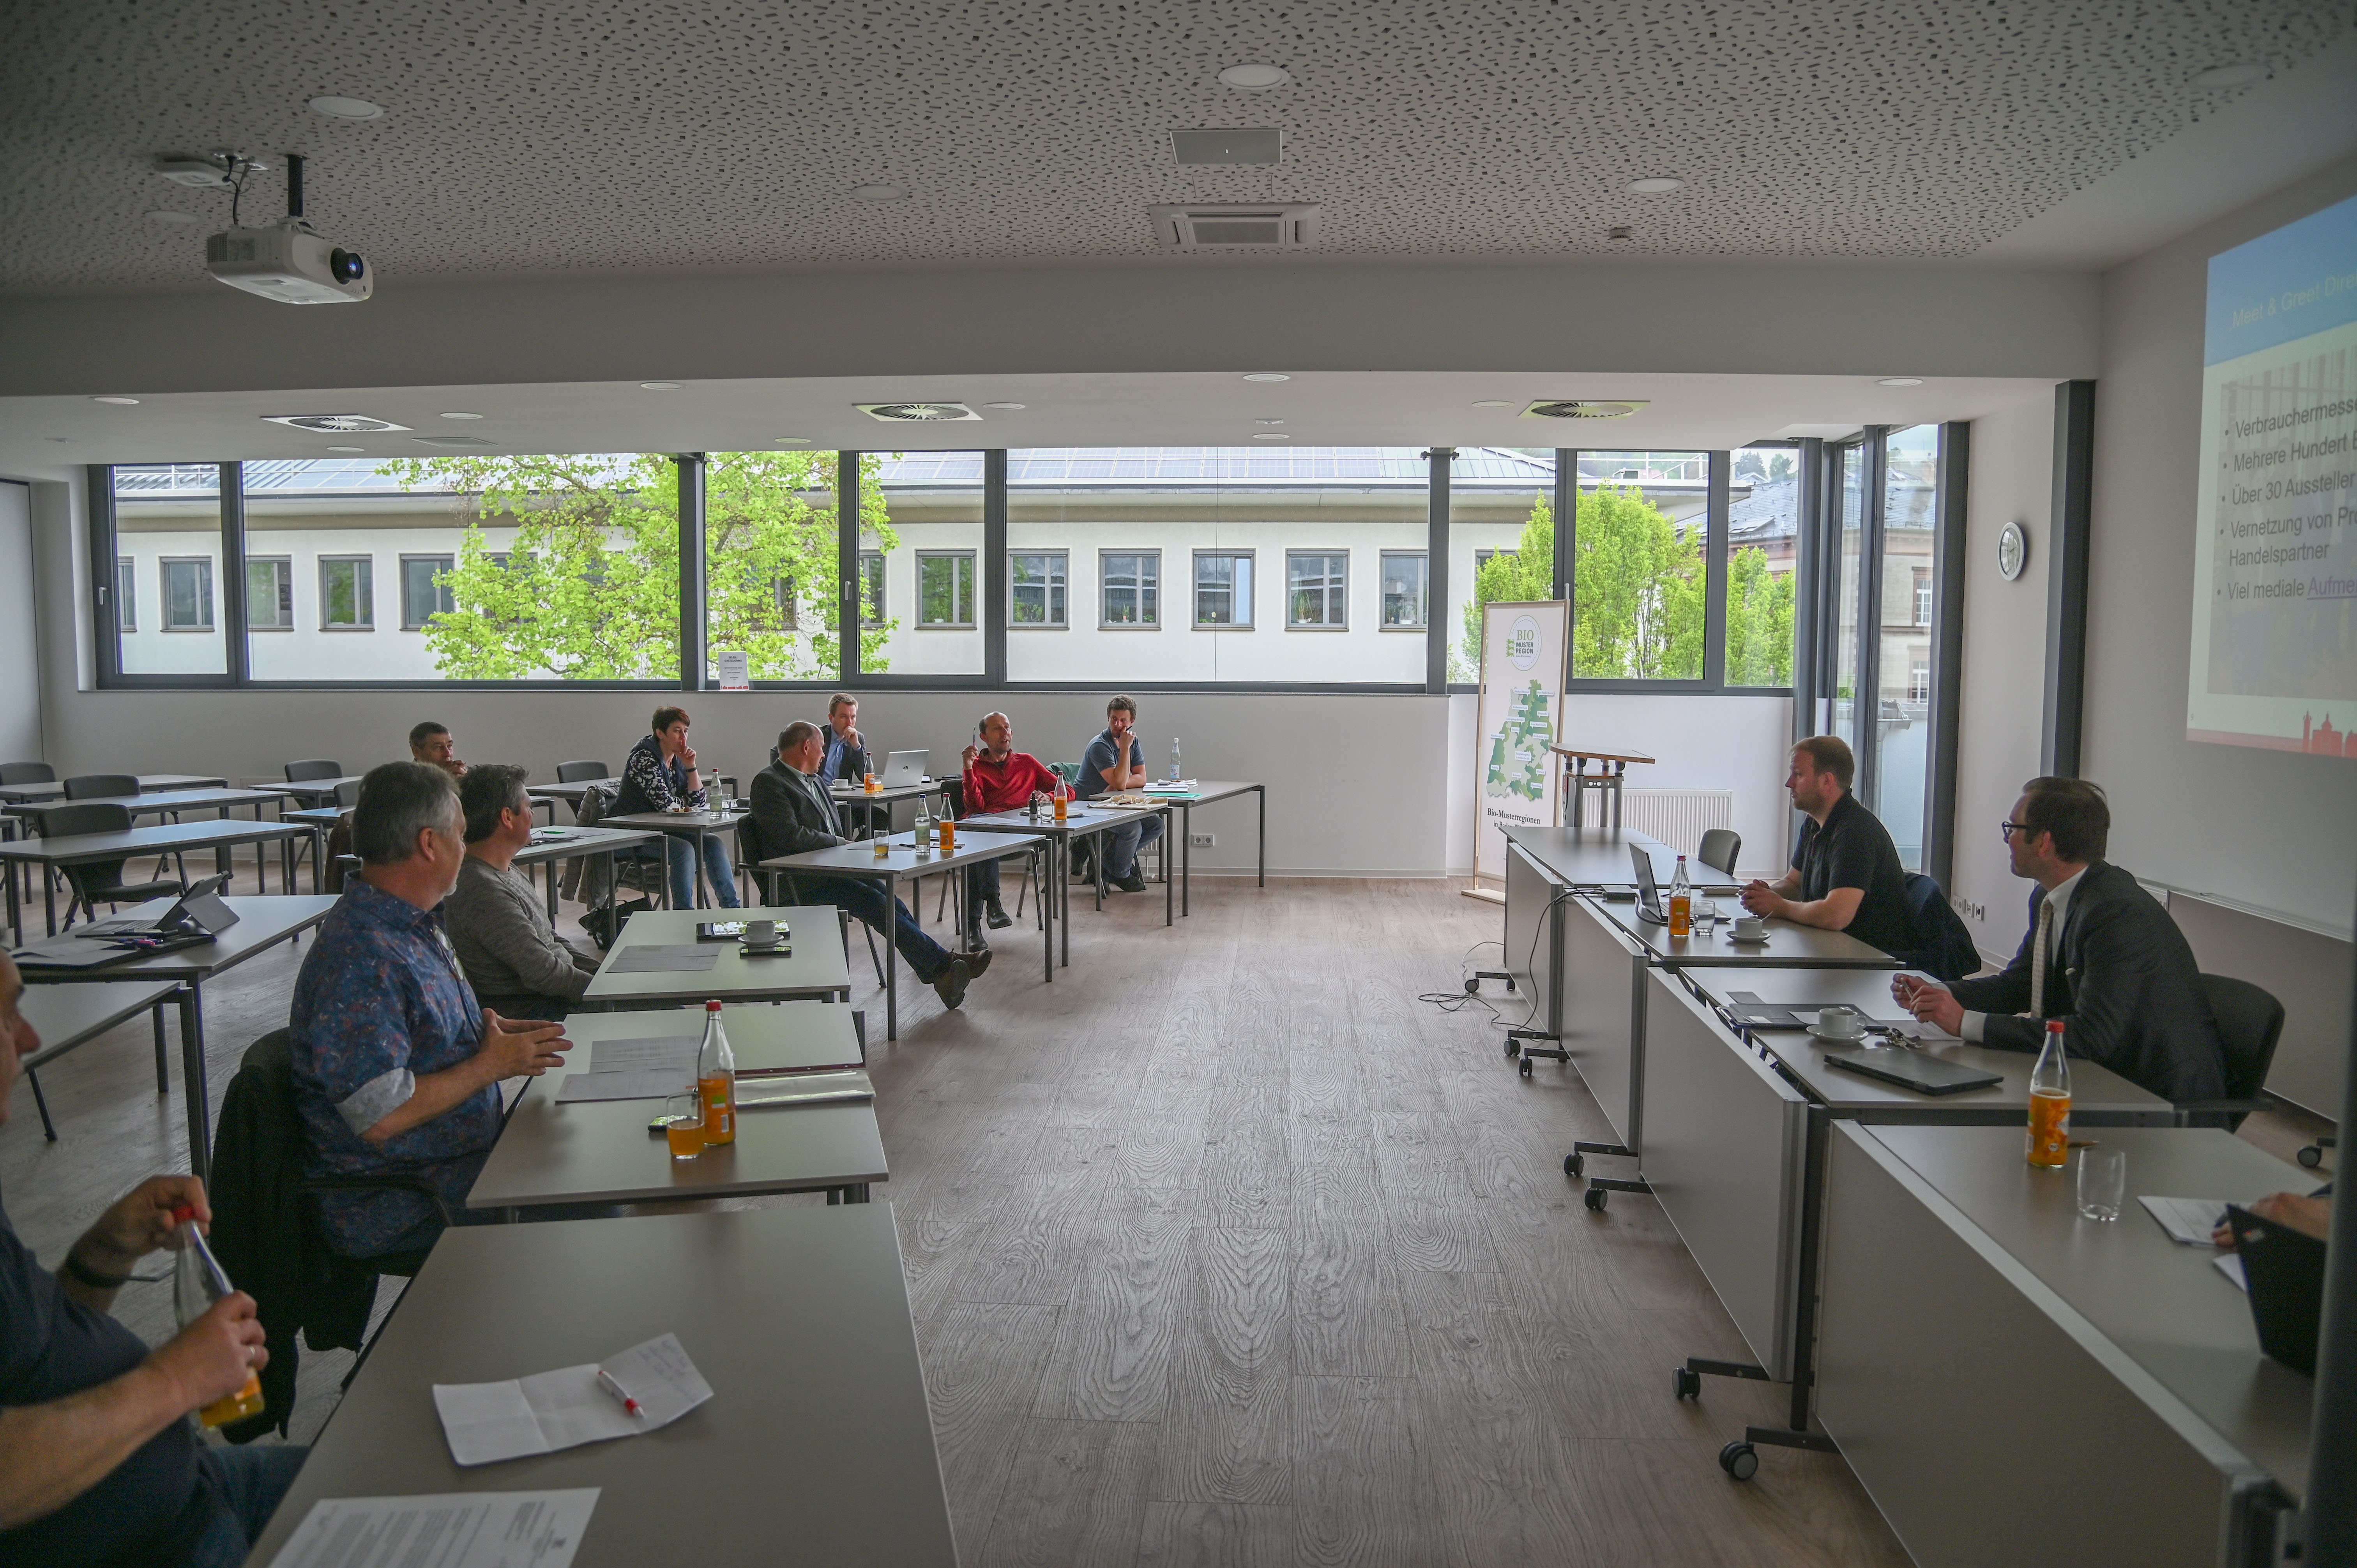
[1894,776,2226,1105]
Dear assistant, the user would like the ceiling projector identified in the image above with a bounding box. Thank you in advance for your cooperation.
[201,154,371,304]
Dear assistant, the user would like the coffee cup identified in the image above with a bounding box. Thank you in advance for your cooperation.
[1732,916,1769,941]
[746,919,777,948]
[1816,1008,1865,1040]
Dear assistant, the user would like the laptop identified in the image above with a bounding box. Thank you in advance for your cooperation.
[2225,1204,2326,1376]
[879,749,929,788]
[1628,846,1668,925]
[1820,1047,2003,1096]
[75,874,240,946]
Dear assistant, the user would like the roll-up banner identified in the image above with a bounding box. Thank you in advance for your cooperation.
[1471,600,1569,893]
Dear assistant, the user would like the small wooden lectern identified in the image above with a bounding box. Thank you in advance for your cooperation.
[1548,745,1655,831]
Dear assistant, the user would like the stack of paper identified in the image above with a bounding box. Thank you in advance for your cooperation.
[2139,1195,2233,1246]
[552,1034,700,1103]
[433,1333,713,1467]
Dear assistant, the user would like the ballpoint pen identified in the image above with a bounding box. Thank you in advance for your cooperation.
[595,1367,643,1417]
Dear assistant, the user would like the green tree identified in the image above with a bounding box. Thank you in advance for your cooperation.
[378,450,899,680]
[1569,484,1703,679]
[1723,546,1797,686]
[1454,492,1554,680]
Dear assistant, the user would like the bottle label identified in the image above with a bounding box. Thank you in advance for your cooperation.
[2027,1090,2070,1167]
[700,1074,736,1144]
[1668,894,1691,937]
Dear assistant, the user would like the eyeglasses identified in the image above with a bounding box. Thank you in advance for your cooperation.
[1998,820,2030,841]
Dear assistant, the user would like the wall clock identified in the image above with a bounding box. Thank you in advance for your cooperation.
[1997,520,2028,581]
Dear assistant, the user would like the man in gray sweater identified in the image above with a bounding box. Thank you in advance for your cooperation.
[445,765,600,1021]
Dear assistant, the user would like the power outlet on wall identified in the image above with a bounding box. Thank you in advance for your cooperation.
[1189,832,1216,848]
[1952,895,1986,923]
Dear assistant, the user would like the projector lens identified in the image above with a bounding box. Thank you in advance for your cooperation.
[330,248,366,283]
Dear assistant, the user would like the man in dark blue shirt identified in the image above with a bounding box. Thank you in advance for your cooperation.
[1076,694,1164,893]
[1739,735,1913,958]
[0,951,303,1568]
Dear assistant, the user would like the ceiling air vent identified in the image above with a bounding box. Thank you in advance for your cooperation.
[1150,204,1320,248]
[1521,399,1649,420]
[1170,128,1282,165]
[856,402,982,422]
[261,413,412,433]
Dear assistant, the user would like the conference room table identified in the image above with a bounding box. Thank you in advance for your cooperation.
[1637,964,2173,1476]
[15,894,336,1179]
[762,829,1050,1040]
[283,810,671,912]
[0,772,229,805]
[830,776,949,838]
[1143,779,1266,915]
[1817,1124,2311,1567]
[246,1204,959,1568]
[0,817,313,941]
[253,775,364,810]
[580,905,853,1011]
[528,773,740,811]
[469,1002,885,1212]
[599,807,750,908]
[1,787,287,933]
[12,978,181,1142]
[958,800,1173,963]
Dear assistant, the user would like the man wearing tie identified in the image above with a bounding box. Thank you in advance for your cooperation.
[1893,776,2226,1105]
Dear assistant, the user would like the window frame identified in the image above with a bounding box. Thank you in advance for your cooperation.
[1098,549,1160,628]
[1008,549,1069,629]
[399,553,456,631]
[246,555,294,632]
[115,556,136,632]
[915,549,977,629]
[857,551,886,628]
[1285,550,1350,630]
[160,556,216,632]
[1192,548,1256,630]
[317,554,376,632]
[1379,549,1428,630]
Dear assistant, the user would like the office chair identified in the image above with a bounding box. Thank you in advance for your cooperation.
[2175,974,2285,1131]
[334,780,363,808]
[284,759,343,782]
[1698,828,1741,878]
[37,802,184,927]
[0,762,56,786]
[555,759,611,782]
[63,773,139,800]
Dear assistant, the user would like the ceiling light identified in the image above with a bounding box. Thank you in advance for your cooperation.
[981,402,1026,410]
[91,396,140,406]
[1218,62,1291,90]
[439,411,485,420]
[775,438,810,445]
[638,381,682,391]
[327,445,365,452]
[145,209,200,226]
[852,184,908,201]
[1242,373,1290,383]
[152,155,230,187]
[1876,378,1925,387]
[1255,418,1285,426]
[1627,177,1685,195]
[2190,63,2266,90]
[1607,226,1634,242]
[309,95,383,119]
[1472,399,1515,408]
[1252,432,1290,440]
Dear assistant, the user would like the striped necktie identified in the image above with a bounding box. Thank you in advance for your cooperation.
[2029,897,2054,1017]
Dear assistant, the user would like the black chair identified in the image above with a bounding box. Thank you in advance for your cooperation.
[0,762,56,786]
[1698,828,1741,878]
[555,759,610,783]
[1894,872,1979,982]
[36,802,183,927]
[284,759,343,783]
[334,779,363,808]
[63,773,140,800]
[2175,974,2286,1131]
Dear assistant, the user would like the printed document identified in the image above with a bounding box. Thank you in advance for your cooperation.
[433,1333,713,1467]
[265,1489,597,1568]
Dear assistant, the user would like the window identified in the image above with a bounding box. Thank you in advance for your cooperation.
[1010,551,1067,627]
[115,558,135,632]
[1286,551,1348,628]
[1194,551,1254,628]
[319,556,374,629]
[1726,445,1800,687]
[1832,442,1868,748]
[400,554,454,629]
[1380,551,1428,627]
[859,552,885,627]
[1912,568,1933,627]
[1099,551,1159,627]
[1908,657,1931,704]
[1873,425,1942,870]
[247,558,292,630]
[917,551,976,627]
[163,558,214,630]
[1567,450,1710,680]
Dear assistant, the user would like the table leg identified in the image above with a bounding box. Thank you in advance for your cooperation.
[546,855,561,923]
[1058,838,1070,969]
[1164,810,1173,926]
[1095,829,1106,911]
[152,1003,170,1092]
[1257,786,1266,887]
[44,864,56,935]
[1181,802,1191,917]
[311,826,327,894]
[1039,847,1053,983]
[177,984,210,1181]
[883,878,899,1041]
[6,855,18,947]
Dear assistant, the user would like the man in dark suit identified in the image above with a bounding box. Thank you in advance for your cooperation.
[1894,776,2226,1104]
[749,722,977,1009]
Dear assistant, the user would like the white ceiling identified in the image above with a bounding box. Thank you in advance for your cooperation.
[1,0,2349,291]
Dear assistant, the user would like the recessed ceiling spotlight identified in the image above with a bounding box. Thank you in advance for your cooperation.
[309,95,384,119]
[2190,63,2266,90]
[327,445,366,452]
[1472,399,1516,408]
[1607,226,1634,242]
[639,381,683,391]
[1626,177,1685,195]
[145,209,200,226]
[852,184,908,201]
[775,437,811,445]
[1252,432,1290,440]
[91,396,140,406]
[981,402,1026,410]
[1876,378,1925,387]
[439,411,485,420]
[1242,372,1290,382]
[1218,62,1291,90]
[1255,418,1285,426]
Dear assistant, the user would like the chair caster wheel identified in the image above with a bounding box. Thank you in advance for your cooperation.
[1505,1039,1520,1058]
[1466,978,1480,993]
[2299,1145,2323,1169]
[1719,1441,1758,1480]
[1584,1187,1608,1211]
[1565,1153,1585,1178]
[1518,1057,1534,1079]
[1674,1367,1702,1401]
[1504,978,1516,992]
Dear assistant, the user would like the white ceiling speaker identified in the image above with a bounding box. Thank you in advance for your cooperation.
[1626,177,1685,195]
[261,412,411,433]
[1218,63,1291,90]
[1521,399,1649,420]
[308,95,383,119]
[857,402,982,422]
[1150,203,1320,247]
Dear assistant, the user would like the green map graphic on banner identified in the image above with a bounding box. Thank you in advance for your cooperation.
[1486,679,1554,800]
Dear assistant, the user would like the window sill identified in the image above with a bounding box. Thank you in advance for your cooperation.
[1009,623,1069,631]
[249,626,294,634]
[1285,623,1349,632]
[1379,623,1429,632]
[1096,622,1161,630]
[161,626,218,634]
[1191,623,1256,632]
[318,625,376,633]
[915,623,979,631]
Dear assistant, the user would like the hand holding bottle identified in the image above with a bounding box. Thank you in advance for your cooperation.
[152,1291,269,1413]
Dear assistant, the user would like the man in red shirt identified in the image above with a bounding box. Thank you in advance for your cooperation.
[960,711,1059,933]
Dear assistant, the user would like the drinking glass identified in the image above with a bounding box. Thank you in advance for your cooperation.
[2076,1145,2126,1221]
[663,1094,705,1159]
[1693,899,1720,937]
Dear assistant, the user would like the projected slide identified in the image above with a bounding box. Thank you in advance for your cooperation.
[2188,191,2357,758]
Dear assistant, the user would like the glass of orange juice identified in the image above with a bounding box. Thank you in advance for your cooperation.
[663,1094,704,1159]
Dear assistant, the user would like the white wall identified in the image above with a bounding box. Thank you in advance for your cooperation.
[1950,388,2057,961]
[0,481,39,761]
[2085,152,2357,937]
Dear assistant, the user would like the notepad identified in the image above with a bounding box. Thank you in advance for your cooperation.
[265,1489,599,1568]
[432,1333,713,1467]
[586,1034,700,1073]
[554,1068,693,1103]
[605,945,721,973]
[2140,1195,2234,1246]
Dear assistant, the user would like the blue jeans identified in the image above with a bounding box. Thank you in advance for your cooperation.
[1103,815,1164,881]
[632,833,741,908]
[799,876,954,981]
[185,1443,309,1568]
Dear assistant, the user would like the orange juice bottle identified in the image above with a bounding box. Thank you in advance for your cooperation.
[939,813,954,851]
[1053,779,1069,822]
[1667,855,1693,938]
[695,999,736,1146]
[171,1206,266,1428]
[2027,1019,2071,1167]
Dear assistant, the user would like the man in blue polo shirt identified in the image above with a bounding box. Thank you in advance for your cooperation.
[1076,694,1163,893]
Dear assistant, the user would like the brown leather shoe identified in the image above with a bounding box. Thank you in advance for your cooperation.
[931,957,971,1009]
[962,945,994,978]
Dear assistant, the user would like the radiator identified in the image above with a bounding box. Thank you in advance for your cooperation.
[1619,789,1735,860]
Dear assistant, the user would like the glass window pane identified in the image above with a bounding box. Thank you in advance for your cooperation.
[319,557,374,628]
[1286,551,1346,627]
[918,552,977,625]
[865,453,982,676]
[1570,450,1709,680]
[1099,551,1159,626]
[1448,450,1560,682]
[859,551,886,627]
[1876,425,1941,870]
[1380,551,1428,627]
[701,451,848,682]
[401,555,454,629]
[1833,444,1867,749]
[113,464,225,675]
[1196,551,1253,627]
[247,558,292,630]
[1726,445,1800,687]
[1011,551,1067,627]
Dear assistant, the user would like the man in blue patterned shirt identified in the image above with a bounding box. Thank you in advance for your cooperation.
[292,762,571,1259]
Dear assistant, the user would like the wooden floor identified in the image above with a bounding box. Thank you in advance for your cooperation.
[4,865,2333,1565]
